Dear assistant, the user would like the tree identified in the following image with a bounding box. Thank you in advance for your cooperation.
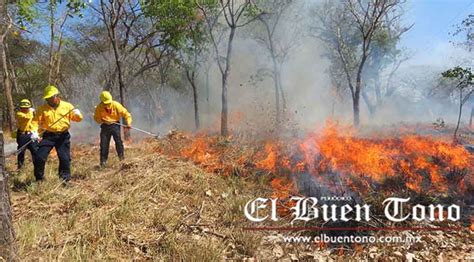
[180,44,207,131]
[252,0,300,129]
[0,131,16,260]
[178,18,208,131]
[450,14,474,127]
[46,1,85,85]
[197,0,261,136]
[97,0,127,106]
[142,0,209,130]
[441,66,474,143]
[360,14,412,118]
[451,14,474,51]
[0,0,87,131]
[313,0,403,126]
[92,0,171,137]
[0,0,14,132]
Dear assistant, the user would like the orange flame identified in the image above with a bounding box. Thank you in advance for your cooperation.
[256,121,472,195]
[161,120,472,197]
[256,143,278,172]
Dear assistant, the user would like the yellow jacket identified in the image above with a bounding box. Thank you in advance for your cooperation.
[94,101,132,126]
[16,110,38,132]
[34,100,83,132]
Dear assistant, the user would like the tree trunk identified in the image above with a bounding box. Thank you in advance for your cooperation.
[205,66,210,113]
[469,106,473,128]
[353,92,360,127]
[0,30,15,132]
[262,17,281,128]
[109,25,128,137]
[191,80,200,131]
[353,51,368,127]
[47,0,55,84]
[273,64,281,127]
[185,70,200,130]
[221,72,229,136]
[5,44,18,94]
[221,27,236,137]
[362,91,376,119]
[277,70,286,112]
[108,10,125,107]
[270,52,282,129]
[454,90,463,143]
[0,131,16,261]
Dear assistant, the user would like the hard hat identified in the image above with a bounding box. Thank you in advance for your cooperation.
[100,91,113,104]
[43,85,59,99]
[19,99,32,108]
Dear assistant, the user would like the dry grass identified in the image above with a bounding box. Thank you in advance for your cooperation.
[6,141,270,261]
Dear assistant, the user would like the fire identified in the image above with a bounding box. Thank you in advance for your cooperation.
[255,143,278,172]
[160,121,472,198]
[270,177,296,216]
[181,136,213,164]
[256,121,472,196]
[180,136,223,174]
[316,124,397,182]
[270,177,293,199]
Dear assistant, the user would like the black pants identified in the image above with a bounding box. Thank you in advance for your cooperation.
[100,123,124,164]
[16,132,38,169]
[34,131,71,181]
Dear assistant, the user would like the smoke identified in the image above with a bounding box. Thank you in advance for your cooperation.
[60,0,474,141]
[189,0,337,134]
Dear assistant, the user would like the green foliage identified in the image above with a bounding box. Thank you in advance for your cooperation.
[15,0,37,28]
[142,0,206,49]
[245,4,261,18]
[440,66,474,105]
[65,0,87,13]
[14,0,87,28]
[442,66,474,86]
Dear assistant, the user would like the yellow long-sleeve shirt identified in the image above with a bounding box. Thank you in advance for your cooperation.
[34,100,83,132]
[94,101,132,126]
[16,110,38,132]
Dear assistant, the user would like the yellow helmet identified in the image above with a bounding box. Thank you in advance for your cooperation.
[100,91,113,104]
[43,85,59,99]
[19,99,32,108]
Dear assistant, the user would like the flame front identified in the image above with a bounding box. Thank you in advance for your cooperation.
[174,122,472,196]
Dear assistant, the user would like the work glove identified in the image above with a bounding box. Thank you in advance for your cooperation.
[29,108,35,113]
[72,109,81,116]
[31,131,40,141]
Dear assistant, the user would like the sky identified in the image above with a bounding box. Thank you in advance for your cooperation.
[401,0,474,66]
[28,0,474,68]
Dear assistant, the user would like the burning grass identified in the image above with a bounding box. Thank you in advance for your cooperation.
[157,122,473,200]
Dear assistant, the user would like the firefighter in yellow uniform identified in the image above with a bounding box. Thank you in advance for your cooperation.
[15,99,39,169]
[94,91,132,167]
[33,85,83,182]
